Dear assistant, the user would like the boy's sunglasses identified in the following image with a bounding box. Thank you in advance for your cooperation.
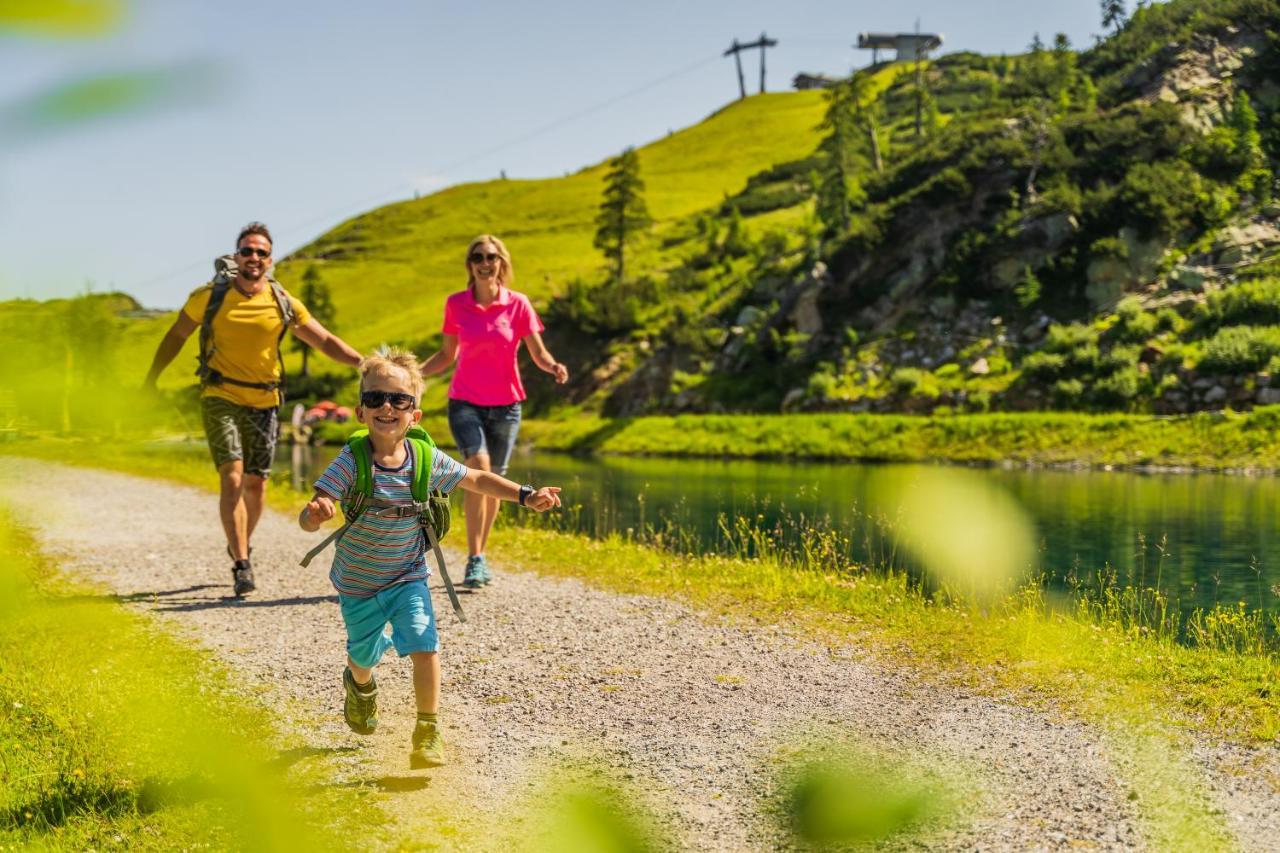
[360,391,416,411]
[468,252,500,264]
[237,247,270,259]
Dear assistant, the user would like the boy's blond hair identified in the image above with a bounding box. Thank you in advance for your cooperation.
[359,344,424,401]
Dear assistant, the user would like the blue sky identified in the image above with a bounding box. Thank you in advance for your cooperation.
[2,1,1105,308]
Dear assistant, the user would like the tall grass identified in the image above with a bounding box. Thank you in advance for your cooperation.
[0,515,372,849]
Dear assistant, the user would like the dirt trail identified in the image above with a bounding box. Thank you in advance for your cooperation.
[3,460,1276,850]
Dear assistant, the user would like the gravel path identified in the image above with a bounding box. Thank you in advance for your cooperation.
[2,460,1276,850]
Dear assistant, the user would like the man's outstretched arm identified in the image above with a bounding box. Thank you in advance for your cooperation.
[292,319,362,367]
[144,312,199,388]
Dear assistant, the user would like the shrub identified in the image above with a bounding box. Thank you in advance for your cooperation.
[1198,325,1280,373]
[1092,364,1142,405]
[1201,278,1280,330]
[1118,159,1209,238]
[1051,378,1085,404]
[1021,351,1068,379]
[1113,297,1157,342]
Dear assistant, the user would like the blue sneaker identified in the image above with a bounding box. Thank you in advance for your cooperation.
[476,554,493,586]
[464,556,484,590]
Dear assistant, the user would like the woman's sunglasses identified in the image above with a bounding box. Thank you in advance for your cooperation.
[237,247,270,259]
[360,391,416,411]
[468,252,500,264]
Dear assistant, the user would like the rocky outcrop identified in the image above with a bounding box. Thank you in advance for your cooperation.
[1125,28,1265,131]
[1085,227,1167,309]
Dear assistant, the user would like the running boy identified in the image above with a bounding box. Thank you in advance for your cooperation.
[299,345,560,768]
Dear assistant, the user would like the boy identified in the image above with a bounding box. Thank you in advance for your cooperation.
[299,345,561,769]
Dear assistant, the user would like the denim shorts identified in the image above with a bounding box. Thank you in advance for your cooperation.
[446,399,521,475]
[339,579,439,668]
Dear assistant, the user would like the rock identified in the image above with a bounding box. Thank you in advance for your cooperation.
[1213,221,1280,267]
[992,257,1028,290]
[791,286,824,336]
[1085,227,1166,309]
[1022,314,1052,341]
[1204,385,1228,404]
[929,296,956,318]
[1257,373,1271,388]
[1019,212,1079,248]
[1257,387,1280,405]
[1263,204,1280,219]
[1168,264,1209,292]
[735,306,764,327]
[780,387,806,412]
[969,357,990,375]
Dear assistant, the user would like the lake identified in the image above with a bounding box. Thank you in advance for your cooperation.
[282,443,1280,618]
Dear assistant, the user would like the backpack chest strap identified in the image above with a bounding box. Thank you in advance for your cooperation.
[365,502,431,519]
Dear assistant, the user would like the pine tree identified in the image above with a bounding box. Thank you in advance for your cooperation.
[1101,0,1127,34]
[294,265,336,378]
[1230,91,1272,202]
[594,147,652,283]
[815,74,880,235]
[816,77,858,234]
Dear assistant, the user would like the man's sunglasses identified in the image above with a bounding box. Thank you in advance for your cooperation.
[237,247,270,259]
[468,252,500,264]
[360,391,416,411]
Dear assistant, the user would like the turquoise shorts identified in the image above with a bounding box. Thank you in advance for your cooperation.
[339,580,439,668]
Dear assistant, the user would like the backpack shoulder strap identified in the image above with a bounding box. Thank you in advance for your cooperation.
[346,431,375,502]
[267,280,296,329]
[197,280,232,379]
[405,426,437,503]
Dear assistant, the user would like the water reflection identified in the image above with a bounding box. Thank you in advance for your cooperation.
[281,444,1280,617]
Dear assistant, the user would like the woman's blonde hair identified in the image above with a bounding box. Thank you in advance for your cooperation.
[359,344,424,401]
[465,234,514,288]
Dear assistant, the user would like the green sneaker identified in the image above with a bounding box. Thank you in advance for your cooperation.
[463,556,484,590]
[409,720,446,769]
[342,668,378,735]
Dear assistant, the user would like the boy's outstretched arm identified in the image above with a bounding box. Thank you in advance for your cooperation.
[300,492,337,532]
[460,469,561,512]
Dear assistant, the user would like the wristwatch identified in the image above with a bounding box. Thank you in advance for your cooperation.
[518,484,534,506]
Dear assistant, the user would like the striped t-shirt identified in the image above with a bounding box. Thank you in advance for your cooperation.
[314,441,467,597]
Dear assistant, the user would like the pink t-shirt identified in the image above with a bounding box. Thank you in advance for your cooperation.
[442,286,544,406]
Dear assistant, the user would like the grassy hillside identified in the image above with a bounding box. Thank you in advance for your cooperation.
[276,90,829,353]
[11,0,1280,429]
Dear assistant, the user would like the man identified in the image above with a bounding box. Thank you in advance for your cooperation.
[145,222,361,597]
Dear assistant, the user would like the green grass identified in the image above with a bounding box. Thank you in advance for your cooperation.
[0,89,830,414]
[272,90,828,391]
[0,515,385,850]
[517,407,1280,470]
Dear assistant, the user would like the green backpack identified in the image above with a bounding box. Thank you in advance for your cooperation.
[300,425,464,621]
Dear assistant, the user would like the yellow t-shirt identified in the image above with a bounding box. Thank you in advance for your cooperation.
[181,281,312,409]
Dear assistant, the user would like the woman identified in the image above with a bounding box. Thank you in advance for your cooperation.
[420,234,569,589]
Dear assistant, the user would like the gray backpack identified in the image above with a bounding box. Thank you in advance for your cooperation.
[195,255,297,397]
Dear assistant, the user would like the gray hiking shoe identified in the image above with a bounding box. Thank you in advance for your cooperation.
[342,668,378,734]
[232,560,255,598]
[464,556,484,590]
[409,720,446,769]
[476,554,493,586]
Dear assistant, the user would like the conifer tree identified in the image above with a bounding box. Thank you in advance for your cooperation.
[295,265,336,377]
[1230,91,1272,202]
[1101,0,1127,34]
[816,77,858,234]
[594,147,652,283]
[816,73,880,235]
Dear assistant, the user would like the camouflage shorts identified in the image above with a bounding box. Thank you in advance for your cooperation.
[201,397,279,477]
